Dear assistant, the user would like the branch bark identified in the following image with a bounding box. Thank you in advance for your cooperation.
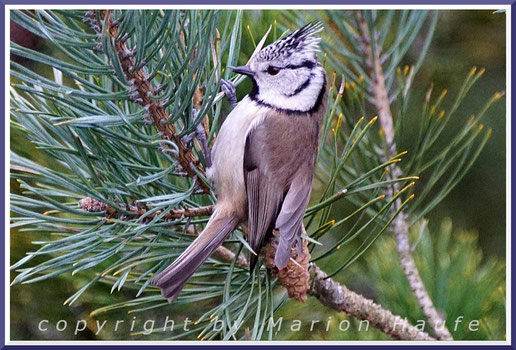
[310,264,434,340]
[262,237,435,340]
[78,196,214,221]
[356,10,452,340]
[86,10,210,193]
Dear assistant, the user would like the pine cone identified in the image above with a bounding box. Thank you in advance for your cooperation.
[260,231,311,302]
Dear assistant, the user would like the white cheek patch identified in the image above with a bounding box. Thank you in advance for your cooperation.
[283,70,313,97]
[257,67,325,112]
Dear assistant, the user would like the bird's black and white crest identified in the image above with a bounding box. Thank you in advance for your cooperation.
[247,22,326,114]
[256,22,323,63]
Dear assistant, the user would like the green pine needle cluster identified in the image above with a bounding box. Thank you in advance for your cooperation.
[10,9,504,340]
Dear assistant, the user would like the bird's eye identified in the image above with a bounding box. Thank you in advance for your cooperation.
[267,66,280,75]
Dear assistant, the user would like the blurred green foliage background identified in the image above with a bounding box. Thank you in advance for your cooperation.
[10,9,506,340]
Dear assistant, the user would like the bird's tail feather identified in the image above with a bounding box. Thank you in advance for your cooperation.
[151,213,238,303]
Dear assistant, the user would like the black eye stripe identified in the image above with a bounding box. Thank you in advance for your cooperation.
[262,60,315,73]
[284,60,316,70]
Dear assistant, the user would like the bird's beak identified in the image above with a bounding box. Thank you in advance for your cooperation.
[228,65,255,77]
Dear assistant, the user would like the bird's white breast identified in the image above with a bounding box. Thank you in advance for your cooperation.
[207,97,264,216]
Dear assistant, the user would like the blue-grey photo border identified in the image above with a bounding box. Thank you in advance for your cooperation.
[1,0,513,348]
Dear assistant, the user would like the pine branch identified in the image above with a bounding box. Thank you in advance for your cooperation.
[12,10,497,341]
[356,10,452,340]
[310,264,434,341]
[221,225,434,341]
[77,197,248,266]
[78,196,214,221]
[254,228,434,341]
[79,197,249,267]
[244,237,434,340]
[77,193,433,341]
[88,10,210,193]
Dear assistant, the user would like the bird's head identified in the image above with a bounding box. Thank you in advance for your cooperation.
[231,22,326,113]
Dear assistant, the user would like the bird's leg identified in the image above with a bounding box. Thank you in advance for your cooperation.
[221,79,237,110]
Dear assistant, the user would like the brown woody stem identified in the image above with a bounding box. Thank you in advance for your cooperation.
[310,264,435,340]
[356,10,452,340]
[91,10,209,193]
[78,197,214,221]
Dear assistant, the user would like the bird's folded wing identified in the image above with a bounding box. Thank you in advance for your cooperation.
[244,117,314,270]
[244,125,284,271]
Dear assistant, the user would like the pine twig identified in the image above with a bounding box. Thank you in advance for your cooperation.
[310,264,435,341]
[356,10,452,340]
[78,197,214,221]
[214,244,248,268]
[89,10,210,193]
[77,197,247,266]
[79,196,432,340]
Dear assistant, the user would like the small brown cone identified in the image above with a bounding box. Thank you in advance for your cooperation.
[260,231,311,302]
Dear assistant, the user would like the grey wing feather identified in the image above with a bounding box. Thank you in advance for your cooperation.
[274,177,312,269]
[244,130,283,270]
